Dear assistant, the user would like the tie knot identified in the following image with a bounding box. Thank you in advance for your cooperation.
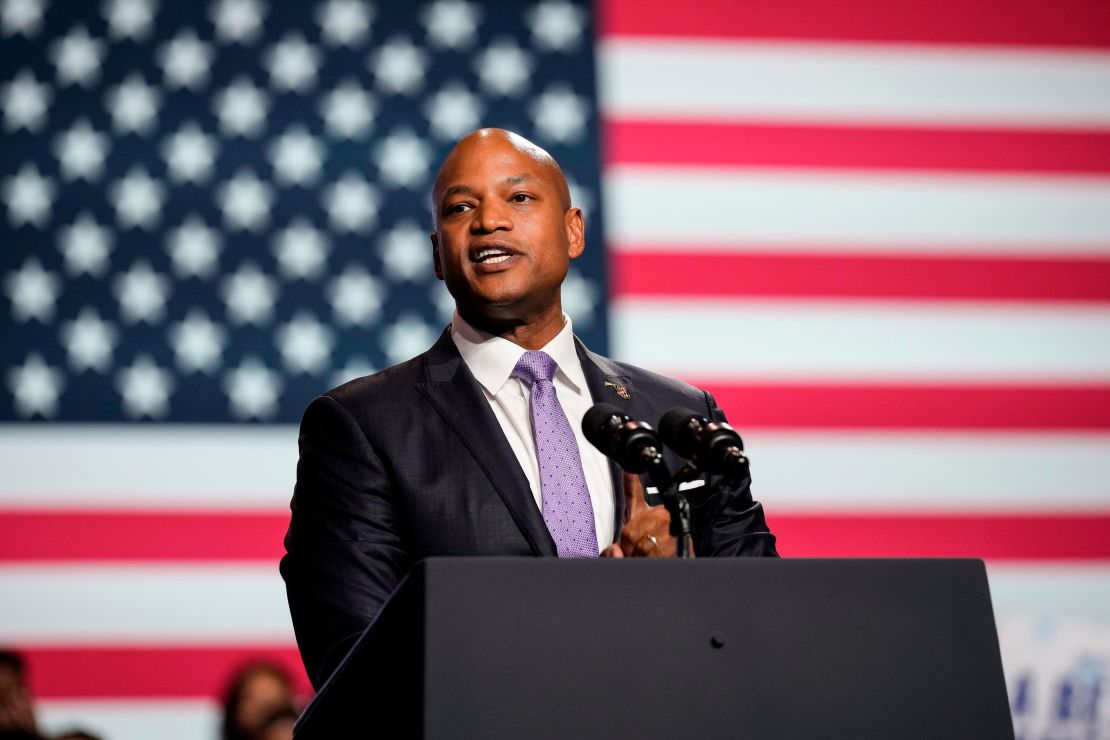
[513,350,558,385]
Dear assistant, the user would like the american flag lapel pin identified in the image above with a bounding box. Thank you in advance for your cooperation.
[604,380,631,399]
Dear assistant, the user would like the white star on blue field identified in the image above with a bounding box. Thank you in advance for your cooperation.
[0,0,607,422]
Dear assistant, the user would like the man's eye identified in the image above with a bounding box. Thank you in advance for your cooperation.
[446,203,471,214]
[511,193,532,203]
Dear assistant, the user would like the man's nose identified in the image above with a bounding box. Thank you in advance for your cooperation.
[470,199,512,233]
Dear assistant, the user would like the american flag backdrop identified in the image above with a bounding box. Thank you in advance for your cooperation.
[1,0,1109,737]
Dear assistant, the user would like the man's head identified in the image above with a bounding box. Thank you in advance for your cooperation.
[430,128,584,333]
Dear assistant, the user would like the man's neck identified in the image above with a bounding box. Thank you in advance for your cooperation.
[459,304,566,350]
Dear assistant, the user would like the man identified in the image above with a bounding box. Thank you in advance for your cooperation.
[281,129,777,689]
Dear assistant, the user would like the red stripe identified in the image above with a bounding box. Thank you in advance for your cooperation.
[699,383,1110,429]
[18,645,310,699]
[0,511,288,561]
[770,513,1110,559]
[612,251,1110,301]
[605,120,1110,174]
[2,497,1110,572]
[599,0,1110,48]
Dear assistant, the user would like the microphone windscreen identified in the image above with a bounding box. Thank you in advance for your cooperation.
[581,402,625,453]
[658,407,703,459]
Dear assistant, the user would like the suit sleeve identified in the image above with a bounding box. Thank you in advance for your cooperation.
[692,390,780,558]
[280,394,412,689]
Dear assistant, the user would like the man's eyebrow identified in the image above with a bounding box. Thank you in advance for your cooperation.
[441,175,534,201]
[441,184,477,199]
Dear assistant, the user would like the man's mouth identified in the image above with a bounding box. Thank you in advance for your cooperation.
[471,247,515,264]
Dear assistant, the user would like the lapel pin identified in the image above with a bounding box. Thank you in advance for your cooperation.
[604,380,631,399]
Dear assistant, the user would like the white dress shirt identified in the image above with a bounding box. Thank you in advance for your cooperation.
[450,311,616,550]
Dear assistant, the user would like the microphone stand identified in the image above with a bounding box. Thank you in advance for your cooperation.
[639,449,752,560]
[662,488,693,559]
[668,455,750,558]
[643,453,696,560]
[667,462,703,559]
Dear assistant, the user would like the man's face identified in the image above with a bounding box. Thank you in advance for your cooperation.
[431,134,584,323]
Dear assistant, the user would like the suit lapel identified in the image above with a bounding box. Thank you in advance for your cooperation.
[576,338,637,538]
[417,330,557,556]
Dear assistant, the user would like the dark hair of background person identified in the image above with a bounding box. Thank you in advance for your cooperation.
[0,654,25,677]
[54,731,103,740]
[0,731,44,740]
[220,662,295,740]
[0,649,39,739]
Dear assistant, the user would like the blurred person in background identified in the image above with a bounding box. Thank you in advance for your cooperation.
[53,732,102,740]
[255,706,297,740]
[219,662,296,740]
[0,651,39,739]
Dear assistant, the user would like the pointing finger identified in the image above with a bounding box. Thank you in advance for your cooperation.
[623,470,649,522]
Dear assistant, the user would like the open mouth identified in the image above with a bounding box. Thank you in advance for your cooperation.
[471,247,515,264]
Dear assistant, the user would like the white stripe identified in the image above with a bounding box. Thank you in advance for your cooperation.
[0,564,293,643]
[600,38,1110,128]
[745,431,1110,511]
[987,563,1110,623]
[604,167,1110,251]
[613,299,1110,382]
[0,425,297,509]
[38,699,219,740]
[2,423,1107,514]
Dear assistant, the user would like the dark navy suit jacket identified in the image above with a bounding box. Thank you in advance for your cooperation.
[281,329,778,688]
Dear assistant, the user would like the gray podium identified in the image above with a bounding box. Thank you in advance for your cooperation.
[295,558,1013,739]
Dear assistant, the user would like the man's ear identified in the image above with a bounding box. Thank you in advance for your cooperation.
[431,233,444,280]
[565,207,585,259]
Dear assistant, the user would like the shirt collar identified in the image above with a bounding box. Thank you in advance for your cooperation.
[450,311,586,397]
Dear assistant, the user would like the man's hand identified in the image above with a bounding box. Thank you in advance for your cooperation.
[600,472,678,558]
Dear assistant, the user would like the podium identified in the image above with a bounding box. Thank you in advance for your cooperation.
[295,558,1013,739]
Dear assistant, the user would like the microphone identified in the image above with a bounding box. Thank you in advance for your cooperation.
[582,403,672,489]
[658,407,749,476]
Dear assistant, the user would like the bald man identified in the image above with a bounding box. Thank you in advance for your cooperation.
[281,129,778,689]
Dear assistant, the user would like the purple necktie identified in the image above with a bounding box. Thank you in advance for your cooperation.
[513,350,599,558]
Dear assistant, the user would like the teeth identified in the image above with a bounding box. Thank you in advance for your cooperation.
[475,248,511,262]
